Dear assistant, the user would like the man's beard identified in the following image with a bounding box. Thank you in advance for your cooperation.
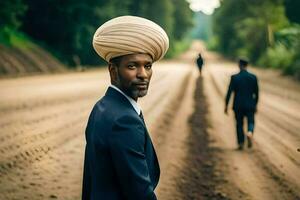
[131,86,148,98]
[116,73,149,100]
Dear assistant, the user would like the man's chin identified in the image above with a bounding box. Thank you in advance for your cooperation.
[138,92,147,98]
[134,89,148,98]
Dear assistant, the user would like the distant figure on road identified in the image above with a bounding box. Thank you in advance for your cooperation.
[196,53,204,76]
[82,16,169,200]
[224,58,259,150]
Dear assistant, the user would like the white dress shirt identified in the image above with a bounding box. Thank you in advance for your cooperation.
[109,85,141,115]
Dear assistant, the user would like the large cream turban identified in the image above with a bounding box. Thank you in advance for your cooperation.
[93,16,169,62]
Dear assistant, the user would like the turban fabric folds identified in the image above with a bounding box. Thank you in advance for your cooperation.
[93,16,169,62]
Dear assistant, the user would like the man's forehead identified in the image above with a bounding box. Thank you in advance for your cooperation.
[121,53,153,63]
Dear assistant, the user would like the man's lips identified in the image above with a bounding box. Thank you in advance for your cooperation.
[134,82,148,89]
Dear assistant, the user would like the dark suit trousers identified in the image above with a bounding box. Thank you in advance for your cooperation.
[234,109,255,144]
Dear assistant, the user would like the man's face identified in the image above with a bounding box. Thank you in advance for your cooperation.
[109,53,153,101]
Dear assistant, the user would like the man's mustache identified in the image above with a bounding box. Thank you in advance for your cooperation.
[132,80,149,85]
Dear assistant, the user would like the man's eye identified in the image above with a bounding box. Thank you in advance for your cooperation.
[145,65,152,70]
[127,65,136,69]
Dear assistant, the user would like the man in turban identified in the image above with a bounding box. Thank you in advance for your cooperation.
[82,16,169,200]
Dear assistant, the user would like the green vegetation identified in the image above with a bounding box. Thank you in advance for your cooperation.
[0,27,33,48]
[166,38,192,58]
[0,0,30,47]
[191,12,213,42]
[0,0,27,29]
[212,0,300,79]
[0,0,193,67]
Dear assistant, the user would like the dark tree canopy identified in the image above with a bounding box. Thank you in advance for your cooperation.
[212,0,300,78]
[284,0,300,24]
[213,0,288,62]
[0,0,27,29]
[0,0,192,65]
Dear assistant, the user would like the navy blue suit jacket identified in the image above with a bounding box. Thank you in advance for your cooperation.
[225,70,259,111]
[82,87,160,200]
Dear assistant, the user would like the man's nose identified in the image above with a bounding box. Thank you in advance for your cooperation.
[137,66,148,79]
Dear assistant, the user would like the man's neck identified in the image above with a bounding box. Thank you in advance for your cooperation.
[109,85,141,115]
[111,84,138,102]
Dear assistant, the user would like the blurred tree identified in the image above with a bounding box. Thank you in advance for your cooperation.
[21,0,131,65]
[0,0,28,47]
[127,0,174,38]
[213,0,288,62]
[284,0,300,24]
[129,0,193,57]
[0,0,27,29]
[213,0,250,57]
[275,24,300,78]
[191,12,213,42]
[128,0,148,16]
[172,0,193,40]
[20,0,193,66]
[143,0,174,38]
[213,0,300,78]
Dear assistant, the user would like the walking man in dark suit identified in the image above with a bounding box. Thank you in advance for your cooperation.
[224,58,259,150]
[196,53,204,76]
[82,16,169,200]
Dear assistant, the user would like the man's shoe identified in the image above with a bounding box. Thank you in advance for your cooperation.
[245,131,253,138]
[247,136,253,148]
[237,144,244,150]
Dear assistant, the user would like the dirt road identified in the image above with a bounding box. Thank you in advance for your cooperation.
[0,41,299,200]
[0,57,196,199]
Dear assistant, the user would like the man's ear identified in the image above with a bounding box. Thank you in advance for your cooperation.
[108,62,117,83]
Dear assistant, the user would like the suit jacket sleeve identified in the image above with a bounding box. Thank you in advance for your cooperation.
[82,146,91,200]
[225,76,234,106]
[254,76,259,106]
[82,107,96,200]
[108,115,157,200]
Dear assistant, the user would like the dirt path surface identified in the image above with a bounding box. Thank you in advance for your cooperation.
[0,41,300,200]
[0,56,197,199]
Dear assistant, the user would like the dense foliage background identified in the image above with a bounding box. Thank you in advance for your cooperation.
[1,0,299,79]
[212,0,300,78]
[0,0,193,66]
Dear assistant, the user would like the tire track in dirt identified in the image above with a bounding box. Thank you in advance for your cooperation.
[172,76,230,200]
[154,68,196,199]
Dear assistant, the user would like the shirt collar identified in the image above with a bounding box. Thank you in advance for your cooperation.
[109,85,141,115]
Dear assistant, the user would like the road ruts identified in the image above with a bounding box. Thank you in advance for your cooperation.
[0,63,193,200]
